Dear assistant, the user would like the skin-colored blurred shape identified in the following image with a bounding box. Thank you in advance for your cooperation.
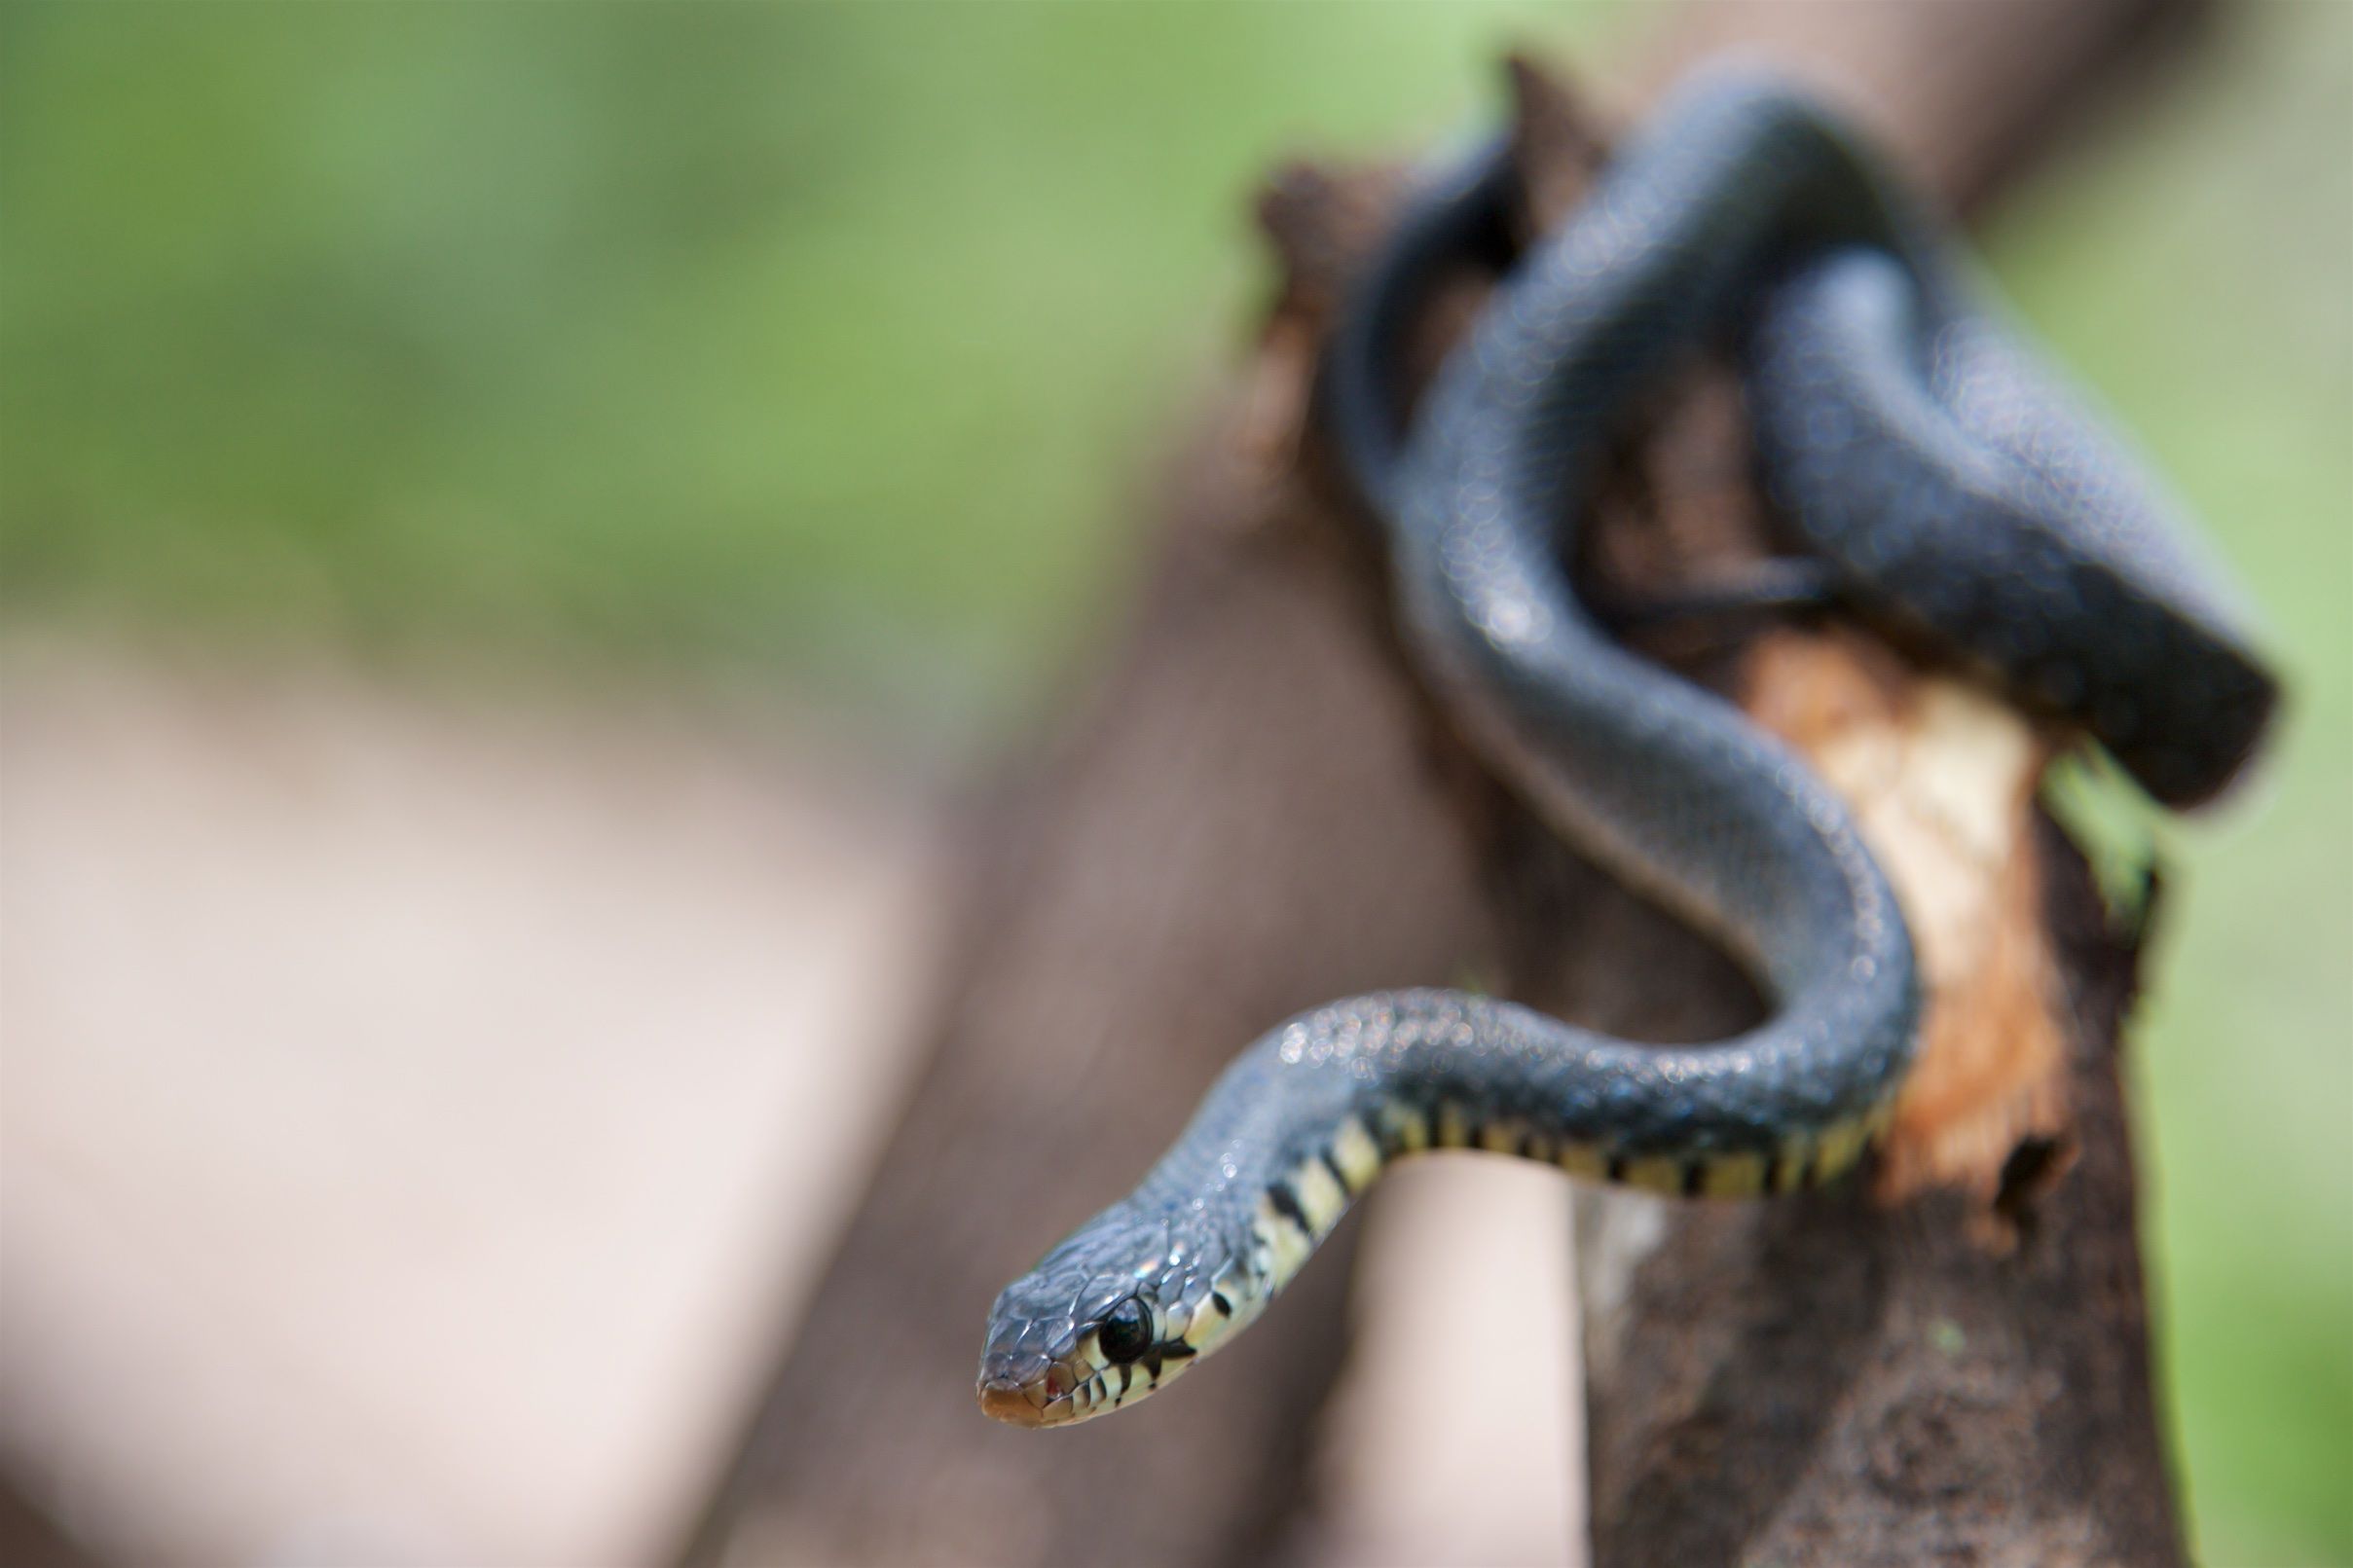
[0,639,947,1565]
[1302,1159,1585,1568]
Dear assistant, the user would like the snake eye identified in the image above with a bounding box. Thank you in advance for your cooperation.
[1096,1297,1153,1364]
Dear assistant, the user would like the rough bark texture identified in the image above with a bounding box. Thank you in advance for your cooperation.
[683,0,2209,1562]
[1575,819,2182,1568]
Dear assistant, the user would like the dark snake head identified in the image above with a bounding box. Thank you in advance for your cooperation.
[976,1205,1253,1428]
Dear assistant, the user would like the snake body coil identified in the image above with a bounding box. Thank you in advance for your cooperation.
[976,69,2274,1429]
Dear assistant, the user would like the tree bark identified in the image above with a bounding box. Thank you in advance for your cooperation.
[1574,817,2185,1567]
[681,1,2212,1563]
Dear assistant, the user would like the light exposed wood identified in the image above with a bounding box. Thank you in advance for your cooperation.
[1743,630,2072,1213]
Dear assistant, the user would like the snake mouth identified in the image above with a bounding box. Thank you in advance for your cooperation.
[980,1338,1176,1427]
[976,1358,1086,1429]
[978,1377,1097,1428]
[977,1377,1053,1428]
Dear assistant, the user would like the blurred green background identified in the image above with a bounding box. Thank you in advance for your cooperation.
[3,2,2345,1563]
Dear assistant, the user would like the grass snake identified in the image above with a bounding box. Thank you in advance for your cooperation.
[976,67,2275,1429]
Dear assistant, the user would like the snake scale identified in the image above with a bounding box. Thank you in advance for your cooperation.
[976,67,2275,1428]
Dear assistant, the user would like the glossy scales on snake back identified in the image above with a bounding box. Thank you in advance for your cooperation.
[1743,251,2276,805]
[978,65,2277,1428]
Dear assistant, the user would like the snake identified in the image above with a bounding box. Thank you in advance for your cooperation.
[975,66,2276,1429]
